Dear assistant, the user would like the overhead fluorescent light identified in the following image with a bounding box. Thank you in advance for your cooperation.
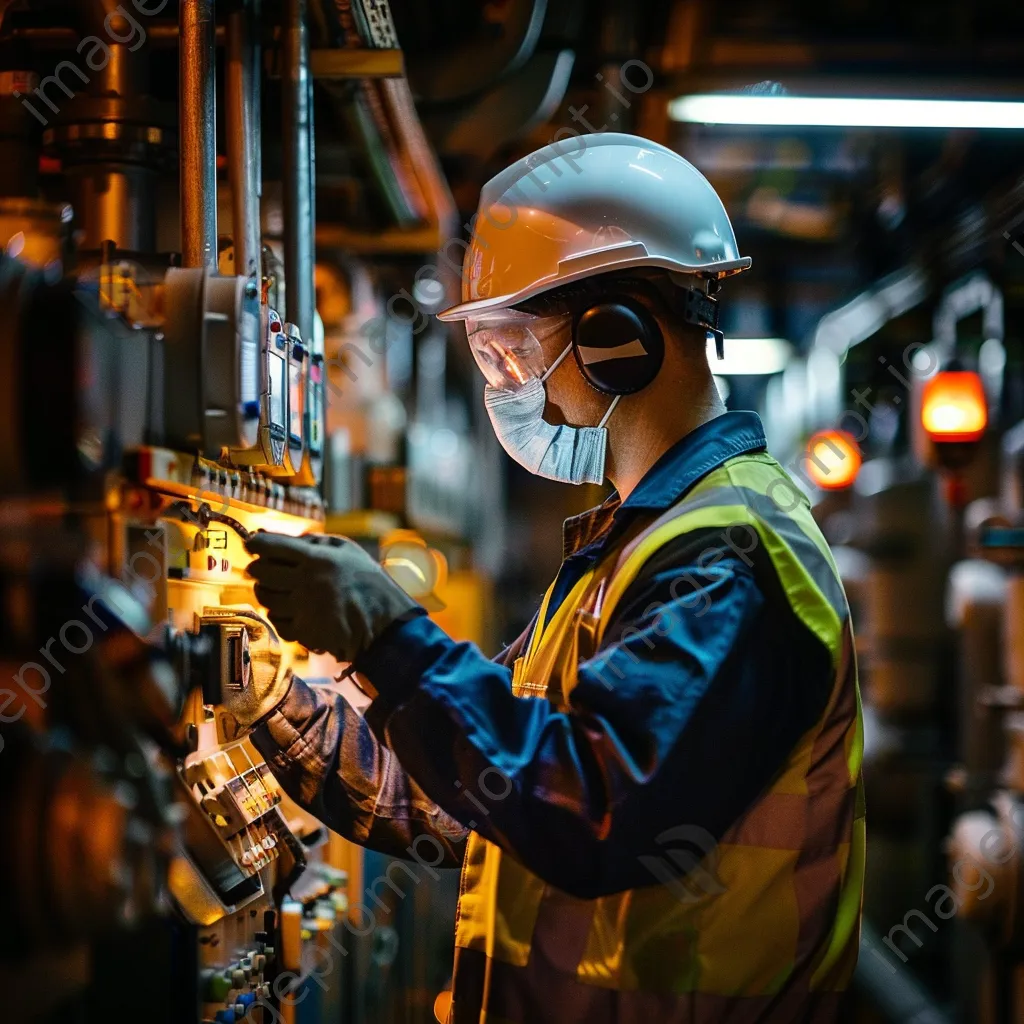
[710,337,792,375]
[670,94,1024,130]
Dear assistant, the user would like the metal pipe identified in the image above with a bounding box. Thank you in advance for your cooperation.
[282,0,314,344]
[252,0,262,206]
[0,25,226,47]
[226,2,260,279]
[307,68,315,296]
[96,42,148,98]
[66,166,157,253]
[81,2,152,95]
[179,0,218,268]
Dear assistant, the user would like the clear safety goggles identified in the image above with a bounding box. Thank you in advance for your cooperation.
[465,309,573,392]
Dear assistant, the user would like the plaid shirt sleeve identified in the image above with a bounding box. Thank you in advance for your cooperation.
[251,672,469,865]
[250,618,537,866]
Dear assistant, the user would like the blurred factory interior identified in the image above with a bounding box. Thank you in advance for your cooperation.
[3,0,1024,1021]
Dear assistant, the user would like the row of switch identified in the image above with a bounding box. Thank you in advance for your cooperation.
[211,988,262,1023]
[202,952,268,1000]
[202,932,275,1024]
[130,447,325,521]
[191,461,323,519]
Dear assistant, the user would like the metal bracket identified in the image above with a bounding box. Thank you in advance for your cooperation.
[312,48,404,79]
[266,48,405,80]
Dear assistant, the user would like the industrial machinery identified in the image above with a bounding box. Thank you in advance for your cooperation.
[0,2,424,1022]
[778,260,1024,1022]
[0,0,499,1016]
[944,421,1024,1023]
[0,255,186,1022]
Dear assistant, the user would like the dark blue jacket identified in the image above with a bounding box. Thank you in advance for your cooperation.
[253,412,834,899]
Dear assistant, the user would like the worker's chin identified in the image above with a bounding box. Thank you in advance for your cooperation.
[542,398,570,428]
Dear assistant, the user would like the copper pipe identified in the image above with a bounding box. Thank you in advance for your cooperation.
[226,2,260,278]
[180,0,218,268]
[282,0,314,344]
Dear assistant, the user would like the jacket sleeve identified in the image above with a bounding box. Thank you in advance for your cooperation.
[354,539,834,899]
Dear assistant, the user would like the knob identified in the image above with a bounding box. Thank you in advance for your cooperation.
[201,970,232,1003]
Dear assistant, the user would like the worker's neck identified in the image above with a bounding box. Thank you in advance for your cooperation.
[605,375,726,501]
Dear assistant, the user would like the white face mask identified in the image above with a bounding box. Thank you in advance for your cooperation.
[484,344,621,485]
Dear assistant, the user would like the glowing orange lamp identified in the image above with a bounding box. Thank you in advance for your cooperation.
[805,430,862,490]
[920,371,987,443]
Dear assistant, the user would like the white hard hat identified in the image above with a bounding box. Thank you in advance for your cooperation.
[438,132,751,323]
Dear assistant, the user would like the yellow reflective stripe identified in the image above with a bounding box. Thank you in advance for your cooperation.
[464,562,600,976]
[717,455,845,584]
[525,581,557,663]
[522,568,597,684]
[849,672,865,782]
[811,806,866,990]
[454,834,496,958]
[840,681,865,791]
[454,834,546,968]
[670,484,849,620]
[598,504,844,661]
[650,455,846,621]
[734,508,843,662]
[828,622,864,787]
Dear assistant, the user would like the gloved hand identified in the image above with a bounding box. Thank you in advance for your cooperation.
[214,612,293,728]
[224,662,295,729]
[244,532,420,664]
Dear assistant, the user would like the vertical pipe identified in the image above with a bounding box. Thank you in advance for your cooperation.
[307,70,315,297]
[226,1,260,278]
[95,42,147,98]
[180,0,218,268]
[282,0,314,344]
[65,168,157,253]
[252,0,262,210]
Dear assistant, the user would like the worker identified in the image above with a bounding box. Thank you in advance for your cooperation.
[233,133,865,1023]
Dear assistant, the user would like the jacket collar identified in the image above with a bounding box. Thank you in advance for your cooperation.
[561,411,767,558]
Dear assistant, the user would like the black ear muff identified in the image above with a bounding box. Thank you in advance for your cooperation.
[572,299,665,395]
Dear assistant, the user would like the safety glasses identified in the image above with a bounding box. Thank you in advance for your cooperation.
[465,309,573,392]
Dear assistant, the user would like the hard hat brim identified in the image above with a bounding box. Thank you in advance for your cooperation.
[437,254,752,323]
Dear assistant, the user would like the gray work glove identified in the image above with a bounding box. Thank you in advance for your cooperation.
[224,663,295,729]
[215,612,293,728]
[244,532,420,664]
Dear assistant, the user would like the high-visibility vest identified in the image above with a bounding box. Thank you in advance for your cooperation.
[445,450,865,1024]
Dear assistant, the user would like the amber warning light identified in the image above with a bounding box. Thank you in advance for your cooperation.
[805,430,862,490]
[921,371,987,443]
